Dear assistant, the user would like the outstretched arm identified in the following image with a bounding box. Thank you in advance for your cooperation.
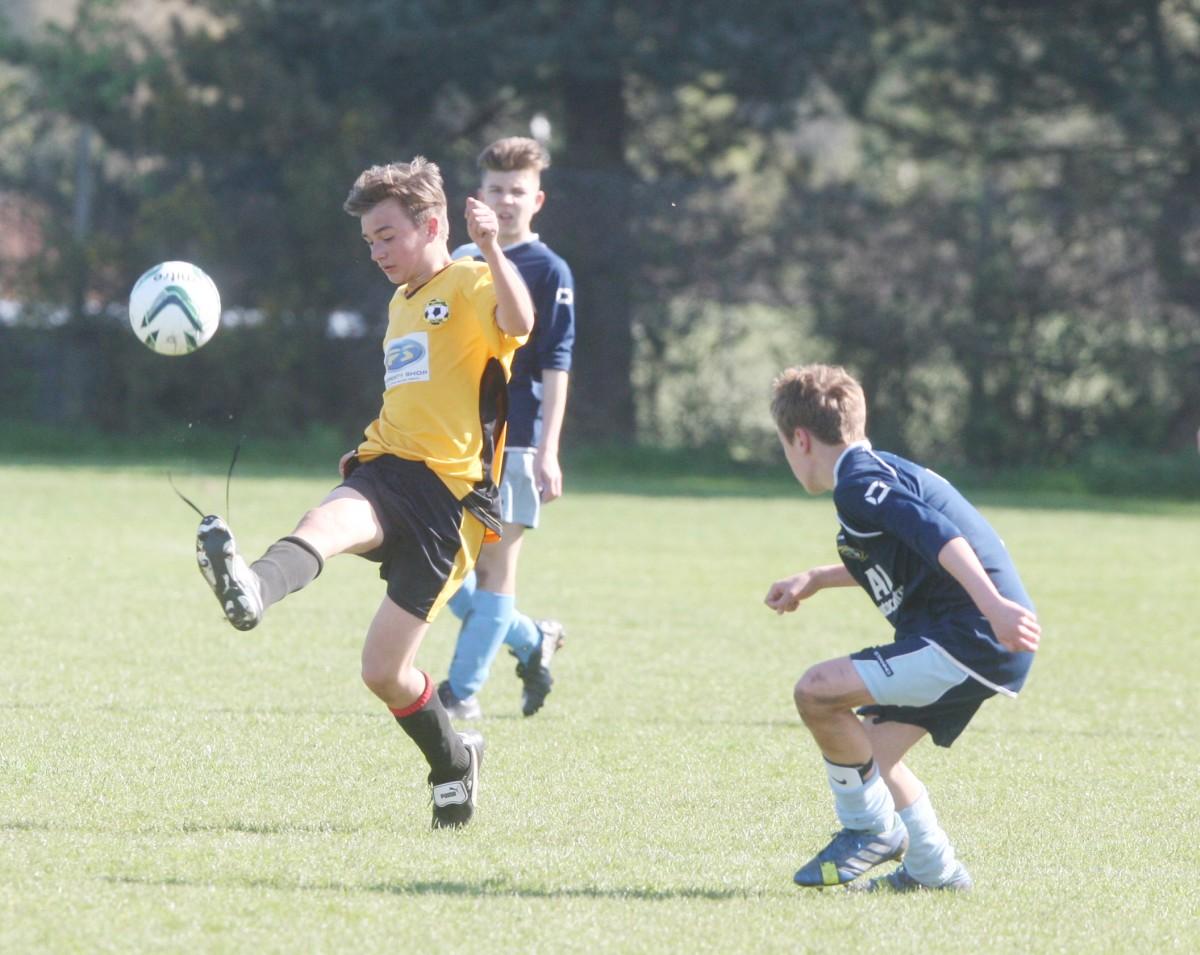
[937,537,1041,652]
[764,563,856,614]
[465,197,534,338]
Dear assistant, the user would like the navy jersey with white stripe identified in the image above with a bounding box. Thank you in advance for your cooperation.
[833,441,1035,693]
[453,238,576,449]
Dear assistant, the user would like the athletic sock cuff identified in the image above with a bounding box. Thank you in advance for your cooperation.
[389,671,433,719]
[471,588,516,615]
[824,756,876,788]
[280,535,325,576]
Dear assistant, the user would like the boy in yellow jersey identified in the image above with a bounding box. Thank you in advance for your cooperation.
[194,157,533,829]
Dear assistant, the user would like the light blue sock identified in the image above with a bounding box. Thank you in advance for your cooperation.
[897,791,957,884]
[447,589,514,699]
[447,570,477,621]
[503,612,541,664]
[825,759,896,833]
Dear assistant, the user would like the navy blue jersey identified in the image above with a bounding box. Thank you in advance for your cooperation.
[833,441,1035,694]
[453,237,576,449]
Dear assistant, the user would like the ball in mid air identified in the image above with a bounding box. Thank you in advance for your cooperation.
[128,261,221,356]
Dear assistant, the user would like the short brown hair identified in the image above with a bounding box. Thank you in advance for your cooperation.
[477,137,550,174]
[343,156,446,223]
[770,364,867,445]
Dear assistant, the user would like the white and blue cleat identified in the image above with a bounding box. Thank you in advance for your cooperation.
[855,861,974,893]
[793,820,908,887]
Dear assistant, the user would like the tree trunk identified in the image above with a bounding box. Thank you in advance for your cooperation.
[549,70,637,443]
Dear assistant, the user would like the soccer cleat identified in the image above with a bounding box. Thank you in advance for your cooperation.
[792,820,909,887]
[514,618,565,717]
[436,679,483,720]
[856,862,974,893]
[431,730,484,829]
[195,515,264,631]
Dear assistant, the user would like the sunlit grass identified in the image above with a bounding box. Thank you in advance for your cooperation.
[2,462,1197,953]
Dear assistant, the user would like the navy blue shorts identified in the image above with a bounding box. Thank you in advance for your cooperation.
[851,637,997,747]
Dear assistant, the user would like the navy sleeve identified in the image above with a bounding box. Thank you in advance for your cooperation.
[835,477,964,568]
[535,259,575,372]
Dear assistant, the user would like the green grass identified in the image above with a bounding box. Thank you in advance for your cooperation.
[2,460,1197,953]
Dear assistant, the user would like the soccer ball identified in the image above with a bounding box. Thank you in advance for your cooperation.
[128,261,221,356]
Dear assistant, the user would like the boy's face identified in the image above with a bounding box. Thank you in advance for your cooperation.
[360,198,438,285]
[479,168,544,245]
[779,428,820,494]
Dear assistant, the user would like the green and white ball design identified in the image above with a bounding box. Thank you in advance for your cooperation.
[128,261,222,356]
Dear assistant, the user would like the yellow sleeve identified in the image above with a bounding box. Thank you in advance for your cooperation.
[467,266,527,357]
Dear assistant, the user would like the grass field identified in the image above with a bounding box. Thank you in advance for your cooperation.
[2,455,1198,954]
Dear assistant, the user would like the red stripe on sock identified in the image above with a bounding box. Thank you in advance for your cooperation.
[389,671,433,719]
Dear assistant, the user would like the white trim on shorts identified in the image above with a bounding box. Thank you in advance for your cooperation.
[499,447,540,528]
[920,638,1018,699]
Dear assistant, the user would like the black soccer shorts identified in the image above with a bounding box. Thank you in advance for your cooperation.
[341,454,485,621]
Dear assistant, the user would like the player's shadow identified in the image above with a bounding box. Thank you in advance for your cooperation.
[100,873,756,901]
[368,880,751,901]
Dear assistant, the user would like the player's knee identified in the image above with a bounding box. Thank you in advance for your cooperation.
[474,550,517,592]
[360,659,398,700]
[296,505,335,539]
[793,665,836,718]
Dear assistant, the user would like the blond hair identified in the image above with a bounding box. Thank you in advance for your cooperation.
[477,136,550,174]
[343,156,446,223]
[770,364,867,445]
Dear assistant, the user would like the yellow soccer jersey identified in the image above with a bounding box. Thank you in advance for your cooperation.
[357,259,526,507]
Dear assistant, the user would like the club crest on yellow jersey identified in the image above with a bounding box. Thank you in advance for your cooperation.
[423,299,450,325]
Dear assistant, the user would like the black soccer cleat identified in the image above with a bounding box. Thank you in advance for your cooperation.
[436,679,483,720]
[196,515,263,631]
[514,619,565,717]
[792,819,908,887]
[430,730,484,829]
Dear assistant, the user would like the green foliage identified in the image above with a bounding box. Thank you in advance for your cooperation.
[634,298,829,461]
[1,0,1198,466]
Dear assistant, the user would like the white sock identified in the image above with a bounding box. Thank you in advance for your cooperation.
[898,791,957,885]
[825,759,896,833]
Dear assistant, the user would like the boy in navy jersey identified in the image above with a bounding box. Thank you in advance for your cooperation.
[436,137,577,719]
[764,364,1040,891]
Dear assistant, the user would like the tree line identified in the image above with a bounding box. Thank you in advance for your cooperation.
[1,0,1197,470]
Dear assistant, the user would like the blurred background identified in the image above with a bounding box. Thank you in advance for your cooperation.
[1,0,1197,491]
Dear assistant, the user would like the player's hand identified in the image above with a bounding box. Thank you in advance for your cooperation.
[465,197,499,249]
[536,449,563,503]
[985,597,1041,653]
[764,571,821,614]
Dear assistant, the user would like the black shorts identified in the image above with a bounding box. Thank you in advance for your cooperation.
[341,455,485,621]
[856,691,987,749]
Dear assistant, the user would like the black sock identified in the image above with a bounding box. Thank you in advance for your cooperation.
[250,536,323,609]
[391,675,468,784]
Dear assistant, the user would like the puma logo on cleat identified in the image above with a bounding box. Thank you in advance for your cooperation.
[432,781,468,807]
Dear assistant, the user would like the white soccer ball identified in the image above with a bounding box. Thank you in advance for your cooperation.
[128,261,221,356]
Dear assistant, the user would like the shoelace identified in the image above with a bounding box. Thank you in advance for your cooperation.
[168,435,244,520]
